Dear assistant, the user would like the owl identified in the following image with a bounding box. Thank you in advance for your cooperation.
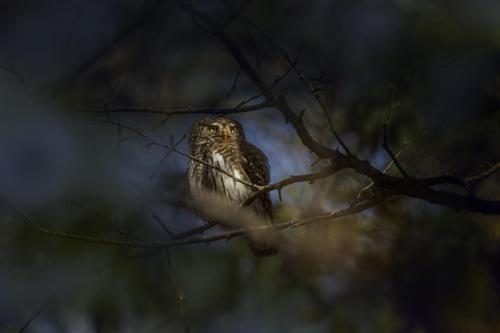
[187,117,277,256]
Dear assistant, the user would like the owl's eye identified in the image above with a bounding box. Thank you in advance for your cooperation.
[229,126,238,134]
[208,125,217,133]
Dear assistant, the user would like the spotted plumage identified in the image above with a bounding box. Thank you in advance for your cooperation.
[187,117,276,256]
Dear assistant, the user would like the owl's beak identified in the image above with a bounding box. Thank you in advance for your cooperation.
[222,128,230,141]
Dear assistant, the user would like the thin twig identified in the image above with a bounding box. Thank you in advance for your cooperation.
[97,119,261,190]
[147,206,175,238]
[420,162,500,188]
[224,7,351,155]
[382,123,410,178]
[269,46,303,89]
[71,200,147,243]
[149,135,186,183]
[10,194,383,250]
[10,202,150,247]
[220,0,254,28]
[225,68,242,101]
[240,164,339,208]
[172,223,215,240]
[18,298,54,333]
[357,149,403,200]
[0,65,32,97]
[77,100,271,117]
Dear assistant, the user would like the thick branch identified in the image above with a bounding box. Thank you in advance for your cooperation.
[348,159,500,214]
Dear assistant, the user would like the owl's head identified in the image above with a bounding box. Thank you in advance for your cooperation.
[189,117,245,148]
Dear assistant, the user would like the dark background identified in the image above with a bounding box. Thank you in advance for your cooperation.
[0,0,499,332]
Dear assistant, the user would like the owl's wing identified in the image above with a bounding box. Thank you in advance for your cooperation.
[239,142,269,184]
[240,142,273,219]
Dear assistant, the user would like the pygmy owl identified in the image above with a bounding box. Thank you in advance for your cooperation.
[187,117,276,256]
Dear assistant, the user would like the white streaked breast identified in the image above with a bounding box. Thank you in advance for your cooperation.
[211,152,249,203]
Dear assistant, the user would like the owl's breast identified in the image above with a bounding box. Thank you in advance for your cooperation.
[208,149,250,203]
[187,144,251,205]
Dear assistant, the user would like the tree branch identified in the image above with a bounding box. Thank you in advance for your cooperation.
[174,1,500,215]
[240,164,340,208]
[77,100,271,117]
[357,149,403,200]
[420,162,500,188]
[220,3,351,155]
[382,123,410,178]
[10,194,384,250]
